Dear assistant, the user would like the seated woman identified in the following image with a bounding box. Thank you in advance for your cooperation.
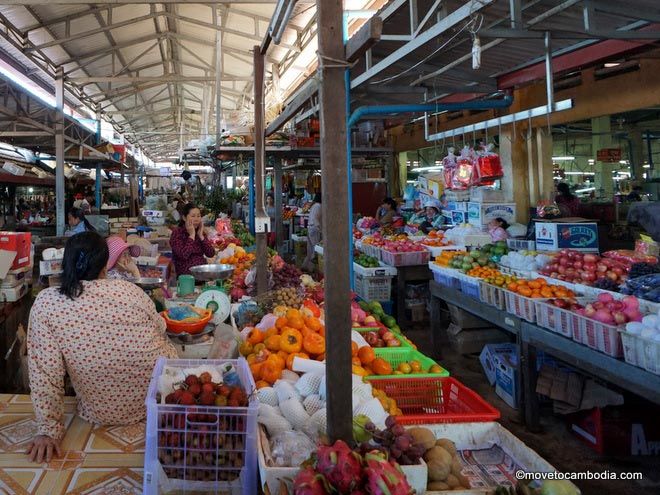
[488,217,510,242]
[26,232,177,463]
[170,203,215,276]
[375,197,398,228]
[106,236,141,280]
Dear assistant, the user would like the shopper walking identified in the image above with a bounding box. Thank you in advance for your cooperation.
[303,193,322,272]
[26,232,177,463]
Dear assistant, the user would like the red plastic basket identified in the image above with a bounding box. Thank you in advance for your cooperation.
[367,376,500,425]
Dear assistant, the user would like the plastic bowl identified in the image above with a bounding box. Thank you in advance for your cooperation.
[160,309,213,335]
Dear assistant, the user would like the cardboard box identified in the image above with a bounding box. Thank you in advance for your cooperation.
[445,201,468,212]
[480,343,517,385]
[39,259,63,276]
[447,304,489,329]
[495,352,519,409]
[0,282,27,302]
[535,220,599,252]
[0,232,31,269]
[448,325,510,355]
[467,202,516,227]
[470,187,505,203]
[443,210,468,226]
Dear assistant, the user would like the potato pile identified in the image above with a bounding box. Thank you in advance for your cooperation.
[408,427,471,491]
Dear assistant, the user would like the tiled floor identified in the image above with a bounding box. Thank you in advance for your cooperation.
[0,394,144,495]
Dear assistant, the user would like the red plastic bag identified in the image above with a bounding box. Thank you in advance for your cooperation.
[476,144,504,183]
[602,250,658,266]
[452,147,476,190]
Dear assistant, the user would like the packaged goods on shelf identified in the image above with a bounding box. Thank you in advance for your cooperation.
[467,202,516,227]
[535,219,599,252]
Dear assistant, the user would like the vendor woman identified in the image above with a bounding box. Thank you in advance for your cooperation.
[418,202,441,234]
[26,232,177,463]
[170,203,215,275]
[106,236,141,280]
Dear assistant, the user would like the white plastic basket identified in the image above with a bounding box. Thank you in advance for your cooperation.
[479,281,505,310]
[353,261,397,277]
[619,330,642,368]
[354,273,393,302]
[360,243,382,260]
[381,249,430,267]
[506,238,536,251]
[429,264,461,289]
[143,358,258,495]
[421,244,465,259]
[578,317,624,358]
[534,298,589,339]
[503,290,549,323]
[639,334,660,375]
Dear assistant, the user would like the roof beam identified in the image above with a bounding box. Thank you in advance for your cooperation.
[351,0,496,89]
[478,27,660,40]
[69,75,252,84]
[3,1,278,4]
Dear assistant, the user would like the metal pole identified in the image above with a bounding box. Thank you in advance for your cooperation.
[344,14,354,290]
[254,46,268,296]
[248,158,255,234]
[215,13,223,148]
[544,31,554,114]
[274,159,284,252]
[95,163,102,214]
[55,67,65,236]
[317,0,352,443]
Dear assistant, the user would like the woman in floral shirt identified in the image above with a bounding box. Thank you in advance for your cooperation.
[26,232,177,463]
[169,203,215,275]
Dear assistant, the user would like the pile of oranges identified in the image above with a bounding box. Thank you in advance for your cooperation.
[466,266,502,279]
[433,250,468,268]
[422,230,452,247]
[351,344,392,377]
[240,305,325,388]
[219,245,255,267]
[506,278,576,299]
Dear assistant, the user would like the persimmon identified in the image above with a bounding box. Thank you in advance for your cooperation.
[264,335,281,352]
[246,328,264,345]
[371,357,392,376]
[286,352,309,370]
[302,332,325,355]
[351,341,359,356]
[357,346,375,365]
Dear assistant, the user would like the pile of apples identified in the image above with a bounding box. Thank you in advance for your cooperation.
[538,249,628,286]
[382,239,427,253]
[548,293,643,326]
[362,327,402,348]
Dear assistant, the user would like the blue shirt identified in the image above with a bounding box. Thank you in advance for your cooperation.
[65,221,87,237]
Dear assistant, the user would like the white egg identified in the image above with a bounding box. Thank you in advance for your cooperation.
[626,322,644,334]
[642,315,658,328]
[641,327,658,339]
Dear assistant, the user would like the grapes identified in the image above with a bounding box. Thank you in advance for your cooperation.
[365,422,376,432]
[593,278,620,292]
[369,415,423,465]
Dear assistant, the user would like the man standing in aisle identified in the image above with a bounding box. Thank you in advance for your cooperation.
[303,193,322,272]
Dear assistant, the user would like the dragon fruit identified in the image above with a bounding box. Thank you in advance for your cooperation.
[364,450,413,495]
[315,440,364,492]
[293,466,330,495]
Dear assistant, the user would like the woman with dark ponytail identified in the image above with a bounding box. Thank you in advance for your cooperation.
[65,207,96,237]
[26,232,177,463]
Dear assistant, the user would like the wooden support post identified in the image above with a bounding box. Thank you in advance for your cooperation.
[55,67,65,236]
[274,160,284,252]
[535,128,554,200]
[254,47,268,296]
[317,0,352,443]
[500,127,530,223]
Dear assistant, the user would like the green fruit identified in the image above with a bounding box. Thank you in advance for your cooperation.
[382,316,396,328]
[494,247,505,256]
[471,250,482,259]
[369,301,383,312]
[462,263,472,271]
[352,414,373,443]
[358,301,369,312]
[390,324,401,333]
[483,243,494,253]
[477,256,488,266]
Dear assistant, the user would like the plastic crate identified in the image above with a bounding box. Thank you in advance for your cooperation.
[353,261,397,277]
[144,358,258,495]
[619,330,643,368]
[459,275,481,300]
[578,317,624,358]
[429,264,461,290]
[367,376,500,425]
[479,281,505,310]
[503,290,549,323]
[506,238,536,251]
[421,244,464,259]
[639,335,660,375]
[370,348,449,379]
[360,243,382,260]
[354,273,393,302]
[534,298,588,339]
[381,249,430,267]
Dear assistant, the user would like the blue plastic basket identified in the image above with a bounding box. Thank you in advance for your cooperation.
[143,358,258,495]
[460,276,481,299]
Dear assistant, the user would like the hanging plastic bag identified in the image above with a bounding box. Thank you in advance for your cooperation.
[476,143,504,184]
[442,147,457,189]
[452,146,476,190]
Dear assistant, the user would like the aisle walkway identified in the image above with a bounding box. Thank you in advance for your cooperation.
[407,328,660,495]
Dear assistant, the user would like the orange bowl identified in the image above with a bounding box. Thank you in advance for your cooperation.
[161,309,213,335]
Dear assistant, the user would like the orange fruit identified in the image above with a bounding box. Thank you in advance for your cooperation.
[410,360,422,372]
[507,282,518,291]
[429,364,444,374]
[529,281,541,290]
[275,317,288,329]
[288,317,304,330]
[286,308,301,320]
[305,317,322,332]
[352,356,362,366]
[255,380,270,389]
[371,358,393,376]
[357,346,375,365]
[351,341,359,356]
[519,287,532,297]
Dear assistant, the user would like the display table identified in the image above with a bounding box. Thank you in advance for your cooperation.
[395,264,431,329]
[0,394,144,494]
[429,281,660,431]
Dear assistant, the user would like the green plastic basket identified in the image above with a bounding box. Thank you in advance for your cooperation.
[353,328,414,349]
[369,348,450,379]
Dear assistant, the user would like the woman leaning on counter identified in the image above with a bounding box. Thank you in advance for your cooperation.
[26,232,177,463]
[169,203,215,276]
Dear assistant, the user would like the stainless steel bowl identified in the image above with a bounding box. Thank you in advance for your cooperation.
[189,264,235,282]
[131,277,165,289]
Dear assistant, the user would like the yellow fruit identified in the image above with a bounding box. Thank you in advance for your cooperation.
[397,362,412,374]
[429,364,444,374]
[393,370,404,375]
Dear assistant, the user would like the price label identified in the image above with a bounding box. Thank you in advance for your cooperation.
[505,317,515,327]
